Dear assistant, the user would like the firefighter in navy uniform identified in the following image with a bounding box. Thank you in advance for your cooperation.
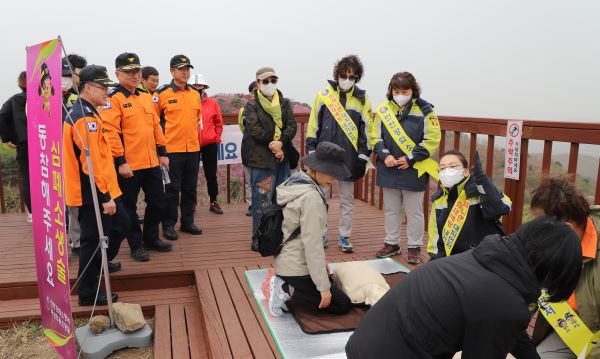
[154,55,203,240]
[100,53,173,262]
[62,65,130,306]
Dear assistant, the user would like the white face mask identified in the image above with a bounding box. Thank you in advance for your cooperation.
[61,77,73,92]
[393,94,411,107]
[439,168,465,188]
[260,83,276,97]
[338,78,355,92]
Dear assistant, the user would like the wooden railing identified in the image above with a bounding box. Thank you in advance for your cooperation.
[2,113,599,235]
[353,117,600,233]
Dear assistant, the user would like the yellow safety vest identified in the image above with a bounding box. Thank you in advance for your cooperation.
[376,103,439,180]
[319,86,358,152]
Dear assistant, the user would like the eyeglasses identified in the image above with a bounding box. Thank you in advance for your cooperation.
[260,77,278,85]
[87,83,108,92]
[438,165,463,172]
[339,75,358,81]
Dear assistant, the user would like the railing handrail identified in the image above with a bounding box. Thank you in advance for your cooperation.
[1,113,599,234]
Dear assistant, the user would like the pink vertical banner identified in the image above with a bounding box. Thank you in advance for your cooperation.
[27,38,76,358]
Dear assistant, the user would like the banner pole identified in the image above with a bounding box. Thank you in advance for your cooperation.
[58,36,115,326]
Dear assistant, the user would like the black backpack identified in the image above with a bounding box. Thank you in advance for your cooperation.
[255,203,300,257]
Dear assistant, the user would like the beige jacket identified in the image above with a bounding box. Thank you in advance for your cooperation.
[274,171,330,291]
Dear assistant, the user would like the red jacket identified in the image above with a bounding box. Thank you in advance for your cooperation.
[198,94,223,146]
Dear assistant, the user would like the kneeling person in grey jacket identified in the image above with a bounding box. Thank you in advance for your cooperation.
[262,142,353,317]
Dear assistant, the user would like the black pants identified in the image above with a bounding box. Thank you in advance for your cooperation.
[16,144,31,213]
[279,275,352,315]
[118,166,164,248]
[77,198,130,298]
[163,152,200,228]
[200,143,219,203]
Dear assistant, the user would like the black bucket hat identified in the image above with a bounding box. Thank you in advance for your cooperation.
[302,142,350,179]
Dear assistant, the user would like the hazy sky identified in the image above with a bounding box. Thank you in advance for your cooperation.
[2,0,599,123]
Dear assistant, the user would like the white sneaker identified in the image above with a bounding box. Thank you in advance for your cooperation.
[27,213,32,223]
[262,269,290,317]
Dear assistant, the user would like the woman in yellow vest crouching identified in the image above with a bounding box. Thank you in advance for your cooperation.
[427,150,512,260]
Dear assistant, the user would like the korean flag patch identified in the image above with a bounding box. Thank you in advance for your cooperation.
[153,96,159,104]
[103,100,111,110]
[87,121,98,132]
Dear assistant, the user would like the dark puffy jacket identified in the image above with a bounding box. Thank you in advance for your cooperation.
[241,90,297,170]
[428,175,512,260]
[0,91,27,144]
[346,235,540,359]
[372,98,441,191]
[306,81,372,181]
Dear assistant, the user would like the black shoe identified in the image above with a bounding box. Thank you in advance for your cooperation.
[145,239,173,252]
[163,226,179,241]
[71,247,80,256]
[108,261,121,273]
[246,206,252,217]
[180,223,203,235]
[209,202,224,214]
[78,293,118,306]
[251,238,259,252]
[131,247,150,262]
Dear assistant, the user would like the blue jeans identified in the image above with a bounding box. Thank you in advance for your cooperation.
[251,162,291,237]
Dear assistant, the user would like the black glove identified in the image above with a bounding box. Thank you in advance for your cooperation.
[472,150,485,181]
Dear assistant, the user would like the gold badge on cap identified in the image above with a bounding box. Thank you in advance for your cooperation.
[181,57,187,62]
[128,57,135,63]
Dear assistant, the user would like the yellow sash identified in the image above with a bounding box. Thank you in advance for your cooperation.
[319,86,358,152]
[538,290,599,357]
[441,189,471,256]
[376,102,439,180]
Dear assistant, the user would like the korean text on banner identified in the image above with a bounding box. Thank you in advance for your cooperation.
[504,120,523,180]
[200,125,243,166]
[27,38,76,358]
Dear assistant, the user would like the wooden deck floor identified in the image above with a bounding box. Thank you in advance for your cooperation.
[0,200,425,358]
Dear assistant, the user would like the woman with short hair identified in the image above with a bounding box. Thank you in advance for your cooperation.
[372,72,441,264]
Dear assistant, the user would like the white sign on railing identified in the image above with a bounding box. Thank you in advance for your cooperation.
[201,125,243,166]
[504,120,523,180]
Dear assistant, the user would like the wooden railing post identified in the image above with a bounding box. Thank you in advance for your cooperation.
[226,164,231,204]
[16,166,24,213]
[0,156,5,213]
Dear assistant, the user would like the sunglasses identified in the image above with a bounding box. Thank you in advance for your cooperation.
[260,77,278,85]
[87,83,109,92]
[339,74,358,81]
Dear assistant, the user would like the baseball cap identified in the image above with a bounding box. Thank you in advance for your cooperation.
[170,55,194,69]
[79,65,118,87]
[61,58,72,76]
[115,52,142,71]
[256,67,277,80]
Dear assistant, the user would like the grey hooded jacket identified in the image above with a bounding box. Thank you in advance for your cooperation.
[274,171,330,291]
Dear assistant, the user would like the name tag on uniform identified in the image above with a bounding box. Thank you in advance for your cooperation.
[123,103,132,108]
[168,99,177,104]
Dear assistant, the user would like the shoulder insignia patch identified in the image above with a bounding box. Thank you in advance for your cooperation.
[153,96,159,104]
[103,100,111,110]
[87,121,98,132]
[428,115,440,127]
